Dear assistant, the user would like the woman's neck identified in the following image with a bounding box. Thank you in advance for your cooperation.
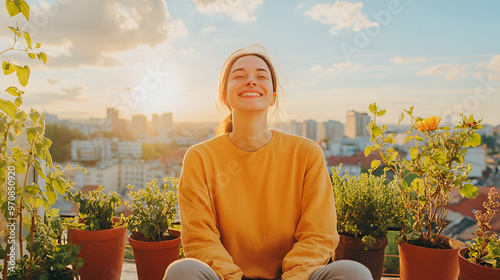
[229,112,273,152]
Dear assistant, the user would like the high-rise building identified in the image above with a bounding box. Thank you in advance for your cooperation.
[107,107,119,131]
[131,114,148,137]
[304,120,318,141]
[159,112,173,131]
[151,114,160,134]
[345,111,370,139]
[289,120,303,137]
[320,120,344,141]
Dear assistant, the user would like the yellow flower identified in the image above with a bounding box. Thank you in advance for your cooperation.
[416,116,441,132]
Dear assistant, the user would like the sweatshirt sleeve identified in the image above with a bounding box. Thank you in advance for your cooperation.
[281,144,339,280]
[179,148,244,280]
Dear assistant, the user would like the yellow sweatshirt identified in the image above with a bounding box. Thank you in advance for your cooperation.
[178,130,338,280]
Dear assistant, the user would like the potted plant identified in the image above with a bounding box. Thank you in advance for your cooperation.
[366,103,482,280]
[458,187,500,279]
[125,177,181,280]
[331,166,404,280]
[66,186,126,280]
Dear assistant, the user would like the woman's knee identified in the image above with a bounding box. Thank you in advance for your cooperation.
[164,258,218,280]
[311,260,373,280]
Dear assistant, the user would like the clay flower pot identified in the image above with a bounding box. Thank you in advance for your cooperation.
[398,236,464,280]
[68,219,127,280]
[129,229,181,280]
[334,234,388,280]
[458,247,500,280]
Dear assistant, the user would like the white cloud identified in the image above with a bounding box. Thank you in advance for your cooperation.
[167,19,189,40]
[296,2,306,10]
[418,64,467,80]
[201,26,216,33]
[473,72,483,78]
[486,55,500,72]
[112,3,141,31]
[180,48,194,54]
[476,62,485,69]
[0,0,178,67]
[305,1,378,35]
[391,57,427,64]
[332,62,363,69]
[310,65,324,72]
[41,39,74,57]
[25,86,86,105]
[193,0,264,22]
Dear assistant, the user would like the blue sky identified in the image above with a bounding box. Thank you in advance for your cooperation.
[1,0,499,125]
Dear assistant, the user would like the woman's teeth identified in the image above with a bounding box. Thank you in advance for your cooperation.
[240,92,261,97]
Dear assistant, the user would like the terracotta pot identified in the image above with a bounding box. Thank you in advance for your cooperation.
[398,236,464,280]
[68,218,127,280]
[458,247,500,280]
[334,234,388,280]
[129,229,181,280]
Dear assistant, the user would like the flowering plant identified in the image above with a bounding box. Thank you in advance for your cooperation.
[466,187,500,268]
[366,103,482,248]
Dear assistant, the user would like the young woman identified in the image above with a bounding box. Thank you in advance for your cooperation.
[164,45,372,280]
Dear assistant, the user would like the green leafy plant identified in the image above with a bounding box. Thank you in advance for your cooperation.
[125,177,179,242]
[5,209,83,280]
[466,187,500,268]
[366,103,482,248]
[66,186,122,231]
[1,1,82,279]
[331,166,404,249]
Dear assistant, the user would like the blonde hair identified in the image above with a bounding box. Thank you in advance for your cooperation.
[215,44,282,136]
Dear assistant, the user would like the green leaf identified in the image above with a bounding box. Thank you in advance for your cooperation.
[36,42,41,49]
[39,52,47,64]
[16,65,30,87]
[2,61,16,75]
[23,31,32,49]
[6,0,21,17]
[0,99,17,118]
[384,134,396,144]
[14,97,22,108]
[6,86,21,96]
[410,147,418,160]
[26,127,43,141]
[398,112,405,126]
[54,176,66,194]
[19,0,30,21]
[35,197,44,208]
[29,111,40,123]
[414,136,424,142]
[376,109,386,117]
[364,146,373,157]
[34,158,45,179]
[371,160,380,169]
[468,132,481,147]
[369,103,376,114]
[460,184,478,199]
[371,125,383,138]
[46,189,57,205]
[28,53,36,59]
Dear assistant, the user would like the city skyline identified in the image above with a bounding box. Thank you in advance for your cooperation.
[1,1,499,125]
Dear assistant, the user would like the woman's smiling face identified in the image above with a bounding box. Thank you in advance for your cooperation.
[225,55,276,113]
